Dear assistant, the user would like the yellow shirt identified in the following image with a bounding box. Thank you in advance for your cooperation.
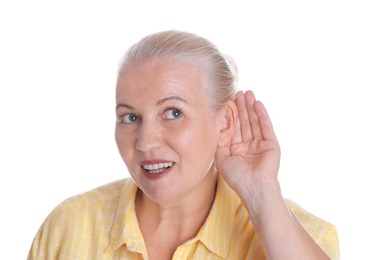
[28,177,340,259]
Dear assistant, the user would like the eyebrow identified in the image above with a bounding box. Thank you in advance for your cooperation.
[116,96,188,110]
[156,96,188,105]
[115,103,135,110]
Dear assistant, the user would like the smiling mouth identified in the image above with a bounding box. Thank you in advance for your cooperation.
[142,162,175,174]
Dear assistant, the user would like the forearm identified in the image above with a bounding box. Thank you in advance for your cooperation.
[239,180,330,260]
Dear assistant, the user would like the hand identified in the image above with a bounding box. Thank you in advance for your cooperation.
[215,90,281,203]
[216,91,333,259]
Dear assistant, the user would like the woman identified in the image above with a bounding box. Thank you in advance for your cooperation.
[28,30,339,259]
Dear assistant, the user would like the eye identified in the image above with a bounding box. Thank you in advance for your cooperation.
[119,113,140,123]
[164,107,183,120]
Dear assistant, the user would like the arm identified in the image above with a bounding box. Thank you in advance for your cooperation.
[216,91,332,259]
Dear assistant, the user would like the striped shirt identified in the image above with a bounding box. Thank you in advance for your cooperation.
[28,176,340,259]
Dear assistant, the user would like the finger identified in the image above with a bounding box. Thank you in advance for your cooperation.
[235,91,253,143]
[254,100,278,141]
[245,91,263,140]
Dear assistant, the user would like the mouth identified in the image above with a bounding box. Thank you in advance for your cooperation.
[142,162,175,174]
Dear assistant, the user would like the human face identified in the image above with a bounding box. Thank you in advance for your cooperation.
[115,58,223,203]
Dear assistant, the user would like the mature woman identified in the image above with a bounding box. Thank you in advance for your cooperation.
[28,30,339,259]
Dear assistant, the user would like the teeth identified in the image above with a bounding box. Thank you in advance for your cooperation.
[143,162,174,171]
[163,162,172,168]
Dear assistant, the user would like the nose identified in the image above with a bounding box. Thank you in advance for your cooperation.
[135,120,163,152]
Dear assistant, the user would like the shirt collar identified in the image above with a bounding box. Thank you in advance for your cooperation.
[105,176,244,259]
[105,178,147,256]
[195,175,243,258]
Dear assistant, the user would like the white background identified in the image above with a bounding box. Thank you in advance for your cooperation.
[1,0,365,259]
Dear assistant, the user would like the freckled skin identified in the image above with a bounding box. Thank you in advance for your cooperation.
[115,57,223,204]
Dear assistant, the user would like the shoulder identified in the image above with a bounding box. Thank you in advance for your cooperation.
[51,178,131,213]
[28,178,136,260]
[39,177,135,230]
[286,199,337,236]
[286,199,340,259]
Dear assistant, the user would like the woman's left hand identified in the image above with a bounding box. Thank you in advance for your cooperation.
[216,91,332,260]
[215,90,281,204]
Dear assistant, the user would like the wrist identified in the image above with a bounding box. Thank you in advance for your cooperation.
[238,179,284,226]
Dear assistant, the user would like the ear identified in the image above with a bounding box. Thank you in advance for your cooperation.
[218,100,238,147]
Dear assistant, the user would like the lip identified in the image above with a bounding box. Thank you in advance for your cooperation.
[140,159,174,165]
[140,159,175,181]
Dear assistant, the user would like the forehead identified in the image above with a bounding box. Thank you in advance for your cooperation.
[116,57,206,101]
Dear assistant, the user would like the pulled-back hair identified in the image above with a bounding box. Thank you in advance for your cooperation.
[119,30,238,111]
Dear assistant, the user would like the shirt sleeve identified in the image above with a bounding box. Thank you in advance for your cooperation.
[27,212,59,260]
[316,222,340,260]
[287,200,340,260]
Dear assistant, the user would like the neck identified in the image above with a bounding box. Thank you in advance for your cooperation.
[135,169,218,243]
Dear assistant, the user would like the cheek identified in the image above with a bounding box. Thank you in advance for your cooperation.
[115,127,134,158]
[173,120,219,158]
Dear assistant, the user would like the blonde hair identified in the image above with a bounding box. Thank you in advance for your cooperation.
[119,30,238,111]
